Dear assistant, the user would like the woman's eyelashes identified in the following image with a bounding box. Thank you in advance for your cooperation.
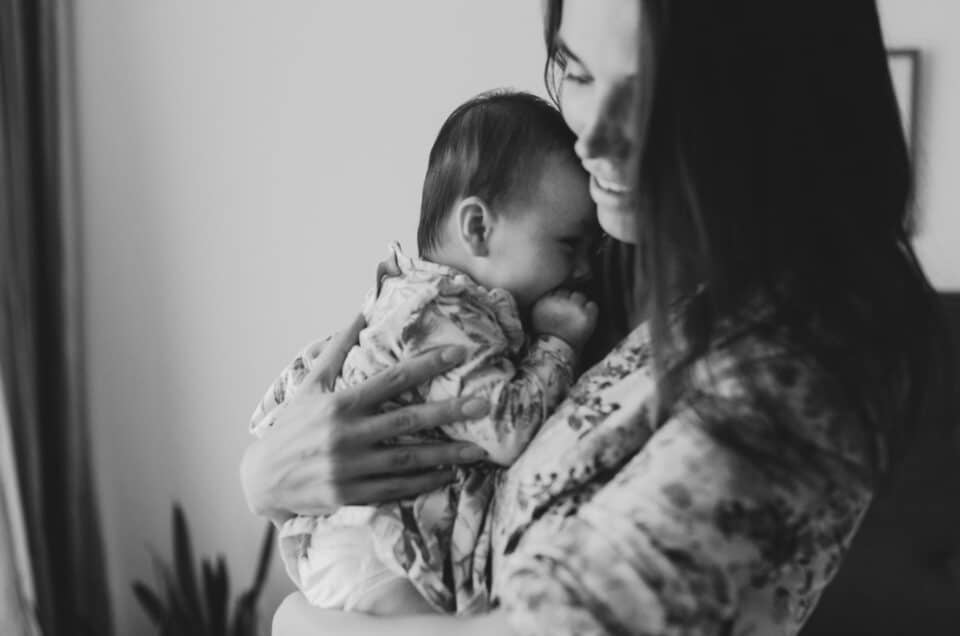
[562,64,592,85]
[555,47,592,85]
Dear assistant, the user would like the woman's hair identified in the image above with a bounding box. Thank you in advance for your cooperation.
[544,0,951,482]
[417,89,577,256]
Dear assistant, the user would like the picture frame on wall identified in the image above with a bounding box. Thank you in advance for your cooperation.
[887,48,920,156]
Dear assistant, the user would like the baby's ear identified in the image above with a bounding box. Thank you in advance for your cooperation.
[455,196,494,257]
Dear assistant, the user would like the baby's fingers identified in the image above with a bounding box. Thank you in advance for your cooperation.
[584,300,600,328]
[569,291,588,306]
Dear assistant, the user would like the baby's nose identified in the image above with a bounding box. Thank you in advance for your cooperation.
[568,261,593,292]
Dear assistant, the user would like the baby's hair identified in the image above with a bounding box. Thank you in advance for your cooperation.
[417,89,577,255]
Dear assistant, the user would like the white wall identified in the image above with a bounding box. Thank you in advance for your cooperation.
[878,0,960,288]
[74,2,547,634]
[73,2,958,635]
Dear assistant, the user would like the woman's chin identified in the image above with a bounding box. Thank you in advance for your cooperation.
[597,205,641,244]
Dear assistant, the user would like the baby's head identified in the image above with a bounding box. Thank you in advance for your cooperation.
[417,90,598,309]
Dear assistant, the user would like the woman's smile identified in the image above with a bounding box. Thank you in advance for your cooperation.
[588,174,635,211]
[591,173,632,195]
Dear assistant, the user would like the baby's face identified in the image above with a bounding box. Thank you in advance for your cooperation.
[485,153,599,309]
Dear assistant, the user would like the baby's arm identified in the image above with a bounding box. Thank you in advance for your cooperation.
[249,337,331,437]
[413,290,598,465]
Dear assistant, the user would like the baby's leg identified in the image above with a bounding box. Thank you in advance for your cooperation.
[347,577,437,616]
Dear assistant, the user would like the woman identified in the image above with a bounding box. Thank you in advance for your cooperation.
[241,1,947,634]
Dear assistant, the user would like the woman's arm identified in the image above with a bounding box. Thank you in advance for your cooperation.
[239,313,491,523]
[273,592,510,636]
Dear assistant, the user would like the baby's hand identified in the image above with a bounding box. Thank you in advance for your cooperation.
[530,289,599,353]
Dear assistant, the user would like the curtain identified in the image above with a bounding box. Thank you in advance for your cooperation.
[0,379,41,635]
[0,1,113,635]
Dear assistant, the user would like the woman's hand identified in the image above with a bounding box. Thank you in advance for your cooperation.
[239,313,491,523]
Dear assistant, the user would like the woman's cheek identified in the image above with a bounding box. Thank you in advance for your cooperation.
[559,85,588,139]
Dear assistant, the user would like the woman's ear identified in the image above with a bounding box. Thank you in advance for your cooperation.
[455,196,495,257]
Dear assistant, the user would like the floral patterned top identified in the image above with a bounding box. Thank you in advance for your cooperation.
[489,305,875,635]
[250,243,578,613]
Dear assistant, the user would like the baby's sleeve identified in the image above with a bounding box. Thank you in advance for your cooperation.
[404,300,578,466]
[248,336,331,438]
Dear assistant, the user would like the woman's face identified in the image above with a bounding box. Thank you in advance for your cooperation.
[556,0,642,244]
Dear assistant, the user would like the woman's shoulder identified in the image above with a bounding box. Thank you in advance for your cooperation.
[679,313,879,483]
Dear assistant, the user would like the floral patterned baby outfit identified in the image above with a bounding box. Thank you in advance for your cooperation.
[249,243,577,613]
[489,301,876,635]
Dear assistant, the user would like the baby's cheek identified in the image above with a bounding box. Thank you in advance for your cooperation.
[558,255,576,283]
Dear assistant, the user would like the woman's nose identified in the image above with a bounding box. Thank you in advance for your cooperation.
[574,86,635,163]
[574,120,613,161]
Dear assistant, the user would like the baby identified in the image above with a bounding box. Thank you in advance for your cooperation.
[250,90,599,615]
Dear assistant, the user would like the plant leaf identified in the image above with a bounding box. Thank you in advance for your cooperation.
[248,523,275,602]
[163,572,202,636]
[228,522,275,636]
[172,503,206,631]
[203,557,228,636]
[131,581,167,626]
[133,504,275,636]
[230,592,256,636]
[217,554,230,616]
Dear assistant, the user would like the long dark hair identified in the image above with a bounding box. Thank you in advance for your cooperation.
[544,0,950,482]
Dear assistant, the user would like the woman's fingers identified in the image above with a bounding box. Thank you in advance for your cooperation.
[282,468,459,514]
[347,396,489,446]
[334,441,488,481]
[339,346,467,412]
[277,442,473,513]
[341,470,459,506]
[308,313,366,390]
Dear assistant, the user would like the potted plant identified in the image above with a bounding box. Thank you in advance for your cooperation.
[132,503,275,636]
